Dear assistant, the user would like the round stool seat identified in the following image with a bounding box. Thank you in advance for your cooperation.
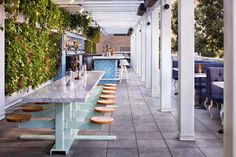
[104,84,117,87]
[102,90,116,94]
[22,105,43,112]
[90,116,113,125]
[94,107,115,113]
[103,86,117,91]
[6,114,32,123]
[34,102,49,105]
[100,95,116,100]
[97,99,115,105]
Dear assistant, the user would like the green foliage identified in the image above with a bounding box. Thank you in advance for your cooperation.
[171,0,223,57]
[85,40,97,54]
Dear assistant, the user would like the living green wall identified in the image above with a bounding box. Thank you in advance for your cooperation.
[1,0,101,95]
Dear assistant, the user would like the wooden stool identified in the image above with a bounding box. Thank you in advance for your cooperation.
[100,95,116,100]
[94,107,115,113]
[103,86,117,91]
[102,90,116,95]
[90,116,113,125]
[22,105,43,112]
[6,114,32,123]
[97,99,115,105]
[33,102,49,104]
[104,84,117,87]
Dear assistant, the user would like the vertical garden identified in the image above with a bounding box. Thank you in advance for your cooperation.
[0,0,100,95]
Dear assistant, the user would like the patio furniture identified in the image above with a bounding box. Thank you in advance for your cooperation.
[205,67,224,119]
[90,116,114,125]
[22,105,44,112]
[102,90,116,94]
[103,86,117,90]
[104,84,117,87]
[94,107,115,113]
[119,59,129,83]
[18,71,116,155]
[6,114,32,123]
[97,99,116,105]
[100,94,116,100]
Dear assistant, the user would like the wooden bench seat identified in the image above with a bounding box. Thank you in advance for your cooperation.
[103,86,117,90]
[102,90,116,94]
[6,114,32,123]
[97,99,115,105]
[90,116,113,125]
[100,95,116,100]
[94,107,115,113]
[22,105,43,112]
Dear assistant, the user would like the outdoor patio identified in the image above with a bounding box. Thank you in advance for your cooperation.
[0,70,223,157]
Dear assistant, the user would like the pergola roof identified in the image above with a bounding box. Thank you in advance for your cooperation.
[53,0,142,34]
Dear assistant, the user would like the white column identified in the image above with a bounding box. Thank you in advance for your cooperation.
[224,1,236,156]
[138,26,142,77]
[130,34,135,68]
[145,15,152,89]
[0,5,5,119]
[135,29,139,75]
[133,33,137,70]
[151,7,160,97]
[160,0,172,112]
[141,19,146,81]
[178,0,195,141]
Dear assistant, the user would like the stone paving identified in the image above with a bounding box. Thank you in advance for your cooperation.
[0,70,223,157]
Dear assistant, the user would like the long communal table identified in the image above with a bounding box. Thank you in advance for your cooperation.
[21,71,116,154]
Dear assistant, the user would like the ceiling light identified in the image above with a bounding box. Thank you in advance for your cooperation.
[86,14,90,19]
[79,7,84,13]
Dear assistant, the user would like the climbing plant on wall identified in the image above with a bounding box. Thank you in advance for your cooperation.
[0,0,99,95]
[85,26,101,53]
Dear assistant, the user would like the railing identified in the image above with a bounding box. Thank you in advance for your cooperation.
[171,53,224,62]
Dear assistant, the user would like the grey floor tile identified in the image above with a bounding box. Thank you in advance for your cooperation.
[195,139,223,148]
[137,139,167,150]
[136,131,163,140]
[139,148,172,157]
[110,131,136,140]
[199,147,224,157]
[108,140,137,148]
[170,148,205,157]
[110,124,135,132]
[78,141,108,148]
[107,148,139,157]
[74,148,106,157]
[162,132,178,139]
[165,139,198,148]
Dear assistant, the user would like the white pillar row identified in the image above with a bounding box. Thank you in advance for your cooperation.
[160,0,172,112]
[151,7,160,97]
[130,34,135,68]
[178,0,195,141]
[224,0,236,156]
[0,5,5,120]
[145,15,152,89]
[133,33,137,71]
[141,18,146,81]
[137,26,142,77]
[135,27,139,75]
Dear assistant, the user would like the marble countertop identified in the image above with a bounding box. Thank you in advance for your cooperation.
[22,71,104,103]
[93,56,125,60]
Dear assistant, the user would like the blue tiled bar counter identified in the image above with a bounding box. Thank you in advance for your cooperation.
[93,56,124,84]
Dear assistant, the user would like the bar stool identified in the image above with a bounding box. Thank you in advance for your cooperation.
[22,104,44,112]
[6,114,32,123]
[119,59,129,83]
[94,107,115,113]
[103,86,117,91]
[90,116,113,125]
[102,90,116,95]
[100,94,116,100]
[97,99,115,105]
[104,84,117,87]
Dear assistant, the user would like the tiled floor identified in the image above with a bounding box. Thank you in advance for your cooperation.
[0,70,223,157]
